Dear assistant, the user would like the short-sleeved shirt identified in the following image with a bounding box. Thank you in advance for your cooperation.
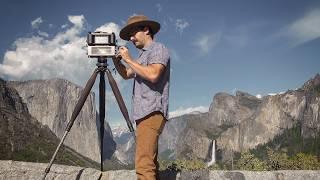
[131,41,170,122]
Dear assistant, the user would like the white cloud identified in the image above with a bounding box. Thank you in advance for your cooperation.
[0,15,90,85]
[256,94,262,99]
[61,24,68,29]
[95,22,126,46]
[194,32,222,54]
[286,9,320,46]
[1,15,133,123]
[38,30,49,37]
[31,17,43,29]
[169,106,209,118]
[175,19,189,34]
[268,91,285,96]
[156,3,162,12]
[68,15,85,28]
[0,15,125,87]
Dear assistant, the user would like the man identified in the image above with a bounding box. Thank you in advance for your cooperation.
[112,15,170,180]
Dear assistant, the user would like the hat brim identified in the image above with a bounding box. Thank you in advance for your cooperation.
[120,20,160,41]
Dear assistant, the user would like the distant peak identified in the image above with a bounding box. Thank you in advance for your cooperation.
[235,91,254,98]
[302,73,320,91]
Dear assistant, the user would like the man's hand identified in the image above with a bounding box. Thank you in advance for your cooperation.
[118,46,133,63]
[112,49,135,80]
[112,53,122,64]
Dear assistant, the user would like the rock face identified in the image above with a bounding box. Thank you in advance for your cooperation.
[208,91,262,138]
[0,78,98,167]
[0,160,101,180]
[8,79,116,162]
[161,74,320,161]
[113,135,135,165]
[158,91,263,161]
[172,113,213,161]
[0,78,41,159]
[159,114,189,159]
[113,113,211,164]
[109,74,320,164]
[216,74,320,157]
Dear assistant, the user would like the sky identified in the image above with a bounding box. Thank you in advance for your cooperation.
[0,0,320,128]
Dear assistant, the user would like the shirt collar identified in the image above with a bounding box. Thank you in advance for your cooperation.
[142,41,156,51]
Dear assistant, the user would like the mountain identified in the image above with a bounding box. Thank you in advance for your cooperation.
[216,74,320,160]
[114,74,320,164]
[0,78,98,168]
[111,126,135,165]
[8,79,116,162]
[112,125,131,144]
[112,112,213,164]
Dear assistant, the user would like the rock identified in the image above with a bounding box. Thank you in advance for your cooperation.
[176,128,212,160]
[216,88,319,155]
[113,136,135,165]
[8,79,115,162]
[208,170,320,180]
[0,78,98,168]
[114,113,193,164]
[101,170,136,180]
[1,160,320,180]
[97,74,320,165]
[159,114,190,159]
[0,160,101,180]
[208,91,261,138]
[301,73,320,92]
[158,74,320,162]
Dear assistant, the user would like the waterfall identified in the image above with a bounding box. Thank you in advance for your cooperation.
[207,139,216,167]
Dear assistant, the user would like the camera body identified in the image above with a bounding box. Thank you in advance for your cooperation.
[87,32,117,58]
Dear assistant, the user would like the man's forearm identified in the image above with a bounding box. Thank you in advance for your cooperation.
[126,58,164,83]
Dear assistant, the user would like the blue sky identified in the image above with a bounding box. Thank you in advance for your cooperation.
[0,0,319,127]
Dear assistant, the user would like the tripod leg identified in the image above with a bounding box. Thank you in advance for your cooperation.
[41,69,99,180]
[99,71,105,171]
[105,69,135,136]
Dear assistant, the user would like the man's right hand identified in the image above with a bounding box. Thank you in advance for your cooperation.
[112,54,122,63]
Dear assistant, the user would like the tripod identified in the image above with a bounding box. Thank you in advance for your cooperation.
[41,57,135,180]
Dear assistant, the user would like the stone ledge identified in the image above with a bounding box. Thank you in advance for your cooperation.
[1,160,320,180]
[0,160,101,180]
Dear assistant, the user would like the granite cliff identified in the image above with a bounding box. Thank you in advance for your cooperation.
[8,79,116,163]
[0,78,98,167]
[114,74,320,164]
[216,74,320,160]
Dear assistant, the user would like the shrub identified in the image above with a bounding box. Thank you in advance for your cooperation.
[290,153,320,170]
[266,148,290,170]
[235,151,267,171]
[159,159,206,171]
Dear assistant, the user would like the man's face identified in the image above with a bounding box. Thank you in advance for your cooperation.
[129,27,146,49]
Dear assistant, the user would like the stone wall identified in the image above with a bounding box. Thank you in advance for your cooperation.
[1,160,319,180]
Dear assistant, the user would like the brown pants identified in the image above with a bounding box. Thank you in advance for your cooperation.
[135,112,166,180]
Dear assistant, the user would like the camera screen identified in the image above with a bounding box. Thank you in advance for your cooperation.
[95,36,109,44]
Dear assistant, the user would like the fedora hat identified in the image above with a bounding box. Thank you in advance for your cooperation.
[120,15,160,41]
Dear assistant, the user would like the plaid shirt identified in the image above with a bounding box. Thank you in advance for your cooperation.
[131,41,170,122]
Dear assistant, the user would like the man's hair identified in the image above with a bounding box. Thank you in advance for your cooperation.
[148,26,155,39]
[133,25,155,39]
[144,26,154,39]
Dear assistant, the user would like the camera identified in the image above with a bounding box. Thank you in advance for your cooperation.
[87,32,117,58]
